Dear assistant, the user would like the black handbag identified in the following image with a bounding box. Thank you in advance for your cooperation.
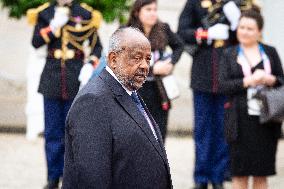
[255,86,284,123]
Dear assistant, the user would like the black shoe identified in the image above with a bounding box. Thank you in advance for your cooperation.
[43,180,59,189]
[212,183,224,189]
[224,175,232,182]
[192,183,208,189]
[224,170,232,182]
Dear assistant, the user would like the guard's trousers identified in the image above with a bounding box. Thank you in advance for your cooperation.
[44,97,73,181]
[193,91,229,184]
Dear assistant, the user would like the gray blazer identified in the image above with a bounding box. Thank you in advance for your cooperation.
[62,69,172,189]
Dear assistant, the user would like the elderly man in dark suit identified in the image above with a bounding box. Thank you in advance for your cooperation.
[62,27,172,189]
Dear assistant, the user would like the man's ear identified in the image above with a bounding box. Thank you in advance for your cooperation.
[107,52,117,70]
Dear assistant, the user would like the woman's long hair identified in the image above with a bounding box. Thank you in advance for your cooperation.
[126,0,167,50]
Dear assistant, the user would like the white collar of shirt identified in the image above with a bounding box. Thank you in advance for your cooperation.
[105,66,133,96]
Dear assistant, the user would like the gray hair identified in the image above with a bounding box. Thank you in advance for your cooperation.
[108,27,144,53]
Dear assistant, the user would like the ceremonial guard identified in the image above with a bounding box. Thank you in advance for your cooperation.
[28,0,102,188]
[178,1,256,189]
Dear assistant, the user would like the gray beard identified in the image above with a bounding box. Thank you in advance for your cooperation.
[114,65,146,91]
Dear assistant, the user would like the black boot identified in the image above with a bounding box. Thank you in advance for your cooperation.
[192,183,208,189]
[212,183,224,189]
[43,179,59,189]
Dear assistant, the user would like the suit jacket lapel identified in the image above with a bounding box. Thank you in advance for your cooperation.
[116,94,172,184]
[99,69,168,165]
[115,93,170,166]
[139,95,172,174]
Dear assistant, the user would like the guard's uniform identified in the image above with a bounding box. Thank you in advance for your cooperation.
[178,0,242,186]
[29,2,102,183]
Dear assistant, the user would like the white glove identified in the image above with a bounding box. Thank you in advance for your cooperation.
[223,1,241,31]
[78,63,94,88]
[50,7,69,33]
[208,23,229,40]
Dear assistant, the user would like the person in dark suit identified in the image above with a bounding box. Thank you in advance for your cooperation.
[177,1,243,188]
[62,27,172,189]
[30,0,102,188]
[126,0,184,141]
[219,8,284,189]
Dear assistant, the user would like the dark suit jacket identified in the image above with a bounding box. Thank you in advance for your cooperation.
[62,69,172,189]
[218,44,284,142]
[32,2,102,99]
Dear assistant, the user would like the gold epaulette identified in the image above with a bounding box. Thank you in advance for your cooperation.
[241,0,262,11]
[80,3,102,29]
[92,10,102,29]
[80,3,93,12]
[26,2,50,26]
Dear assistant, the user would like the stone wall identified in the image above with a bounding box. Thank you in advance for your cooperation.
[262,0,284,61]
[0,10,31,126]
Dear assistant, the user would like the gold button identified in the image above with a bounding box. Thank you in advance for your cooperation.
[75,24,82,31]
[66,49,75,59]
[54,49,62,59]
[214,40,225,48]
[54,29,61,38]
[201,0,212,8]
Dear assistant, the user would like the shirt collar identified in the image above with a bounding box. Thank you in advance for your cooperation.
[105,66,133,96]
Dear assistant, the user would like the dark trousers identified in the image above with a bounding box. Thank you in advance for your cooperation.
[193,91,229,184]
[44,97,73,181]
[139,81,169,141]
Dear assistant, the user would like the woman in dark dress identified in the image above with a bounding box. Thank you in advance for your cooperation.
[219,8,284,189]
[126,0,184,141]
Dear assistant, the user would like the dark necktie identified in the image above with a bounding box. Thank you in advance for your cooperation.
[131,92,157,140]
